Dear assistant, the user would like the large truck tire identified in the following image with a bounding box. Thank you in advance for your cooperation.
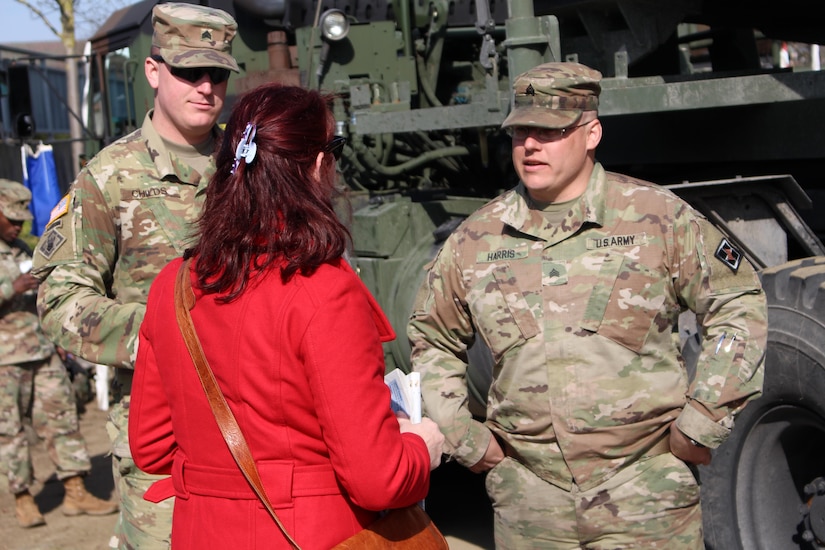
[701,257,825,550]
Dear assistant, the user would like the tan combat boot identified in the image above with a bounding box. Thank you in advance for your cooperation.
[61,475,118,516]
[15,491,46,528]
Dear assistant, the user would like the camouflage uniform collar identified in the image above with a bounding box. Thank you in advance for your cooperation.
[580,162,609,225]
[499,186,543,237]
[142,110,219,190]
[501,163,606,240]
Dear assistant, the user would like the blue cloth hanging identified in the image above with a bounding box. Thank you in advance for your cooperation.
[22,143,62,237]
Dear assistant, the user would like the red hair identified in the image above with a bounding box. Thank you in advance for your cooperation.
[191,83,349,302]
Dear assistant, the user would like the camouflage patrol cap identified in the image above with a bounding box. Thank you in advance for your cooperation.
[0,179,33,221]
[502,62,602,130]
[152,2,239,72]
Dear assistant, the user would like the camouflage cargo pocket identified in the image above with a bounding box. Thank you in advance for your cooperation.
[581,251,671,353]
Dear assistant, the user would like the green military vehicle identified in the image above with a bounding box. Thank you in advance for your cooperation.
[85,0,825,547]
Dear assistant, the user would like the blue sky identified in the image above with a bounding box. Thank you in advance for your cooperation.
[4,1,128,43]
[5,1,63,43]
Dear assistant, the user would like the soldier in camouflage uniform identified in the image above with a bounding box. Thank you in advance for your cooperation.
[31,4,239,548]
[408,62,768,548]
[0,179,117,528]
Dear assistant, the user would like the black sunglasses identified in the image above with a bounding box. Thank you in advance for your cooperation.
[325,136,347,160]
[505,121,592,142]
[151,55,231,85]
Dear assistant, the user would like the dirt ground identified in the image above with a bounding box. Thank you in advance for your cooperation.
[0,403,494,550]
[0,406,117,550]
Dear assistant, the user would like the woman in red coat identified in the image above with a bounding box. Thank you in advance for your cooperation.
[128,83,444,549]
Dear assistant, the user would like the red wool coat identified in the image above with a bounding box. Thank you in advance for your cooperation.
[129,257,431,549]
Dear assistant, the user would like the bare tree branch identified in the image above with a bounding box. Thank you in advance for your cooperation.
[15,0,130,41]
[13,0,62,39]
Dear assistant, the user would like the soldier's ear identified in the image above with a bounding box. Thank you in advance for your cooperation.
[585,118,602,151]
[145,56,161,90]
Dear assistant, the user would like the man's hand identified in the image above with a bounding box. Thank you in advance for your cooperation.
[670,427,712,466]
[12,273,39,295]
[469,434,505,473]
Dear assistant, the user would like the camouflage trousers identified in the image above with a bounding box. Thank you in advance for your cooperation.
[485,453,702,549]
[107,395,173,550]
[0,354,91,494]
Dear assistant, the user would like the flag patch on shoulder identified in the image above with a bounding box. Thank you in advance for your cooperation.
[47,194,70,226]
[715,238,742,273]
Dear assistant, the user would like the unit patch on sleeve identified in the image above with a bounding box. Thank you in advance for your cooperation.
[37,224,67,260]
[714,237,742,273]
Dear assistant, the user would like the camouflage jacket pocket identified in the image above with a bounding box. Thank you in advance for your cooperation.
[581,251,671,353]
[468,264,540,362]
[118,186,198,259]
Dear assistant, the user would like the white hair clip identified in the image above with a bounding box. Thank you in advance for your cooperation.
[231,122,257,174]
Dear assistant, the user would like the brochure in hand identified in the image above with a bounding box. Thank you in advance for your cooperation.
[384,368,422,424]
[384,369,428,510]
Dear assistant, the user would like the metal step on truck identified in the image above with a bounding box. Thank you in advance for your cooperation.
[83,0,825,547]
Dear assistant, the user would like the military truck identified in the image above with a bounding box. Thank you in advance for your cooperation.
[83,0,825,547]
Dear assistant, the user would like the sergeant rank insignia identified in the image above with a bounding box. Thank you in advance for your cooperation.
[715,237,742,273]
